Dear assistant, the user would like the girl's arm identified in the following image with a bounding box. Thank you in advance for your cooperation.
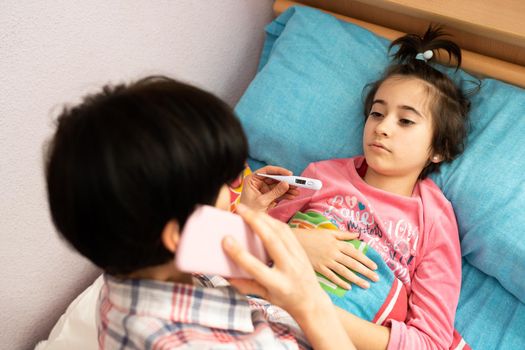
[335,307,390,350]
[334,201,461,350]
[385,202,462,349]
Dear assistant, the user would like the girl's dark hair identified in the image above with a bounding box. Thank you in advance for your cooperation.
[45,76,248,275]
[363,25,471,179]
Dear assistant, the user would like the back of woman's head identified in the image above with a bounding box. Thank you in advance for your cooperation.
[45,76,248,275]
[364,25,471,178]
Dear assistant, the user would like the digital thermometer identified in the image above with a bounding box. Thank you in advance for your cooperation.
[256,173,323,190]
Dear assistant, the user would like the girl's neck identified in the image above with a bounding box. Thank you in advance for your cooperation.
[363,167,418,197]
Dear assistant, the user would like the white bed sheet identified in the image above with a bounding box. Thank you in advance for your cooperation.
[35,276,102,350]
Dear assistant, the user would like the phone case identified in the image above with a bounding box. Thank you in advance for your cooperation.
[175,205,269,278]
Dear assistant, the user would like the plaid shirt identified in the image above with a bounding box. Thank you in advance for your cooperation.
[97,274,311,349]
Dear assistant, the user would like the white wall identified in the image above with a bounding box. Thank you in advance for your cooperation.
[0,1,274,349]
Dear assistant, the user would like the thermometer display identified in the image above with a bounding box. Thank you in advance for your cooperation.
[256,173,323,190]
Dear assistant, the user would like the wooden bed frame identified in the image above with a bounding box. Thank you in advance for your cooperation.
[274,0,525,88]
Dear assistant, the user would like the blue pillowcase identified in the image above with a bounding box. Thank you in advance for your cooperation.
[235,5,525,306]
[455,259,525,349]
[432,78,525,303]
[237,7,388,174]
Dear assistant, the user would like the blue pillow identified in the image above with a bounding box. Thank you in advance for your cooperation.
[235,6,525,303]
[455,259,525,348]
[432,78,525,302]
[237,7,390,174]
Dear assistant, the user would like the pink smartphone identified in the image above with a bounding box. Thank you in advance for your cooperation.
[175,205,269,279]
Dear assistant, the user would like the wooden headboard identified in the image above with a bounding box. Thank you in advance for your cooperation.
[275,0,525,88]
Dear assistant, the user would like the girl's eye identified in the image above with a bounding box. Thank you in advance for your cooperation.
[369,111,383,118]
[399,118,415,126]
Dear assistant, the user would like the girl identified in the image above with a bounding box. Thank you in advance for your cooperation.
[269,26,470,350]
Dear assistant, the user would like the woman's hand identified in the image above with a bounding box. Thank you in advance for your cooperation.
[222,204,327,315]
[239,165,299,212]
[294,228,379,289]
[222,203,356,350]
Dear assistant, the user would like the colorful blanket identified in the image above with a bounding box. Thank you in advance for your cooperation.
[289,211,407,324]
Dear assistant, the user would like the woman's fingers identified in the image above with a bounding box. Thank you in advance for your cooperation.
[255,165,293,176]
[225,205,329,319]
[222,235,273,283]
[258,182,290,208]
[281,188,300,197]
[234,204,296,269]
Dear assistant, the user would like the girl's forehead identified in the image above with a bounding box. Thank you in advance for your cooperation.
[378,75,430,92]
[375,76,433,113]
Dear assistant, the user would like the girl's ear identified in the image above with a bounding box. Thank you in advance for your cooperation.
[430,154,444,163]
[161,220,180,253]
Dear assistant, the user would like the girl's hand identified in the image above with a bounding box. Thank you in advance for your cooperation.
[239,165,299,212]
[293,228,379,289]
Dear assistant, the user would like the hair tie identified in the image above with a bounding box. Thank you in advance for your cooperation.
[415,50,433,62]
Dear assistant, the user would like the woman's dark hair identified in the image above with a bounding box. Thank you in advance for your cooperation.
[363,25,471,179]
[45,76,248,275]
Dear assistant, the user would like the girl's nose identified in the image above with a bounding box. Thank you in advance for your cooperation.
[375,118,391,136]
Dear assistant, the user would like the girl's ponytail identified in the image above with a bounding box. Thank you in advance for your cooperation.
[390,25,462,69]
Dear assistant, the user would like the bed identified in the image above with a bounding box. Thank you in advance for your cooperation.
[37,1,525,349]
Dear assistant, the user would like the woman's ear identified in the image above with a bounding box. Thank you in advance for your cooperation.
[161,220,180,253]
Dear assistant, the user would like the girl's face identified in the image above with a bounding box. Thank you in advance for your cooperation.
[363,76,437,183]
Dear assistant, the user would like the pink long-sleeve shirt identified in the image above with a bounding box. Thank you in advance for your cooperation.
[269,157,462,350]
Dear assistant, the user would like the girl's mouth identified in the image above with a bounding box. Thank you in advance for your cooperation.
[370,142,390,152]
